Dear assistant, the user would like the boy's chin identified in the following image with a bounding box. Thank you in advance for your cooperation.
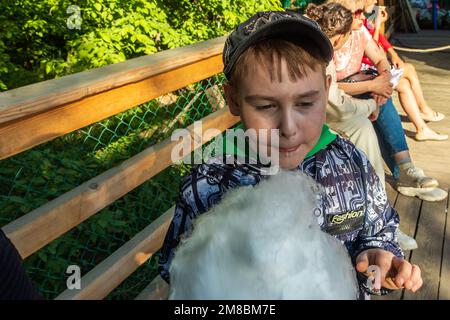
[278,157,304,171]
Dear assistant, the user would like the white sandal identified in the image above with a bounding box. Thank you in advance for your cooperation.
[420,111,445,122]
[415,131,448,141]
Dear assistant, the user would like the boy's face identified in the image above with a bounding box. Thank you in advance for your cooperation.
[224,58,331,170]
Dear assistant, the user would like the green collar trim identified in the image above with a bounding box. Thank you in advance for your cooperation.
[305,124,337,159]
[223,123,336,160]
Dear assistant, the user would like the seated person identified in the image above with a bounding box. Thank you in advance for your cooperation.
[158,11,422,299]
[362,0,447,141]
[304,3,385,185]
[326,0,447,202]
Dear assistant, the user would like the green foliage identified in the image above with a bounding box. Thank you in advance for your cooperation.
[0,0,282,91]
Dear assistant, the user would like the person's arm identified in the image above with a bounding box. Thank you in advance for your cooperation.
[337,81,373,96]
[326,63,377,121]
[373,6,389,44]
[378,33,393,52]
[387,47,405,69]
[337,34,393,97]
[350,150,422,295]
[337,70,393,98]
[364,38,391,73]
[158,165,228,283]
[373,24,380,43]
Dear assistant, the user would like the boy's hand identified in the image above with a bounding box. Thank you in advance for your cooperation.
[356,248,423,292]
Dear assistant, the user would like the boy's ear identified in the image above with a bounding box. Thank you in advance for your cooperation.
[325,74,332,96]
[223,83,241,116]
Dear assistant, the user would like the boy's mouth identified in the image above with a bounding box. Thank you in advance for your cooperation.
[278,144,300,153]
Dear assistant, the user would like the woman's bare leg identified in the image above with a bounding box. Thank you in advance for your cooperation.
[402,63,434,116]
[396,77,447,140]
[396,78,426,133]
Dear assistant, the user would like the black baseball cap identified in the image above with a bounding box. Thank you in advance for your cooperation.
[223,11,334,80]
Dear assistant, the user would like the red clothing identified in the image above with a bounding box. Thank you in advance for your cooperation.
[361,18,392,66]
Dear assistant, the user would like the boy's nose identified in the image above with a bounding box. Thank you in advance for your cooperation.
[279,110,296,139]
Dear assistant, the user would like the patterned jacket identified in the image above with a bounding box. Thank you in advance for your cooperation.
[158,135,404,298]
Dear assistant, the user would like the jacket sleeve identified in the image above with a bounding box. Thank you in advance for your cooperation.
[157,193,196,284]
[350,147,404,295]
[157,165,224,283]
[326,62,377,123]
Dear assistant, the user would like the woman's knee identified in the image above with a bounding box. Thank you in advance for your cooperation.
[396,78,410,92]
[403,62,417,77]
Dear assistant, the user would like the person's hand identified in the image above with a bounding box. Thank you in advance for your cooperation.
[368,105,380,121]
[370,72,393,98]
[356,248,423,292]
[371,93,387,106]
[390,53,405,69]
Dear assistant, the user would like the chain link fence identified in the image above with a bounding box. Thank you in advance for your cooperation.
[0,73,235,299]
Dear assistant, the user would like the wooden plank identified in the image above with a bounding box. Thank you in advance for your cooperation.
[0,54,224,160]
[396,195,421,252]
[0,36,226,124]
[2,107,239,259]
[56,206,174,300]
[385,179,399,206]
[438,191,450,300]
[403,198,447,300]
[135,276,170,300]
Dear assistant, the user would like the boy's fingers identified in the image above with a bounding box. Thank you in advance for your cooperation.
[412,277,423,293]
[356,251,369,273]
[377,258,393,289]
[384,277,401,290]
[409,264,422,292]
[391,256,412,288]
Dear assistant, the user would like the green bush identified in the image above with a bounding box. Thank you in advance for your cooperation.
[0,0,282,91]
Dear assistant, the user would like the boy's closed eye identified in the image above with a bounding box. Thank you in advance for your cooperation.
[255,104,276,110]
[295,101,315,108]
[254,101,315,111]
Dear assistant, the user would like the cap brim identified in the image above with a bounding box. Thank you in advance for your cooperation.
[224,18,333,78]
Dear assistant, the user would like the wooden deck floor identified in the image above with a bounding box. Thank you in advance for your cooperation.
[373,30,450,300]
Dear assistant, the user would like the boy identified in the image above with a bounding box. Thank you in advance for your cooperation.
[158,11,422,299]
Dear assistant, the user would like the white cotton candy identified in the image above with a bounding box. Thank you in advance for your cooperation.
[168,170,358,300]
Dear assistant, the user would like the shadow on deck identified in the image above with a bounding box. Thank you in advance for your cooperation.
[373,30,450,300]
